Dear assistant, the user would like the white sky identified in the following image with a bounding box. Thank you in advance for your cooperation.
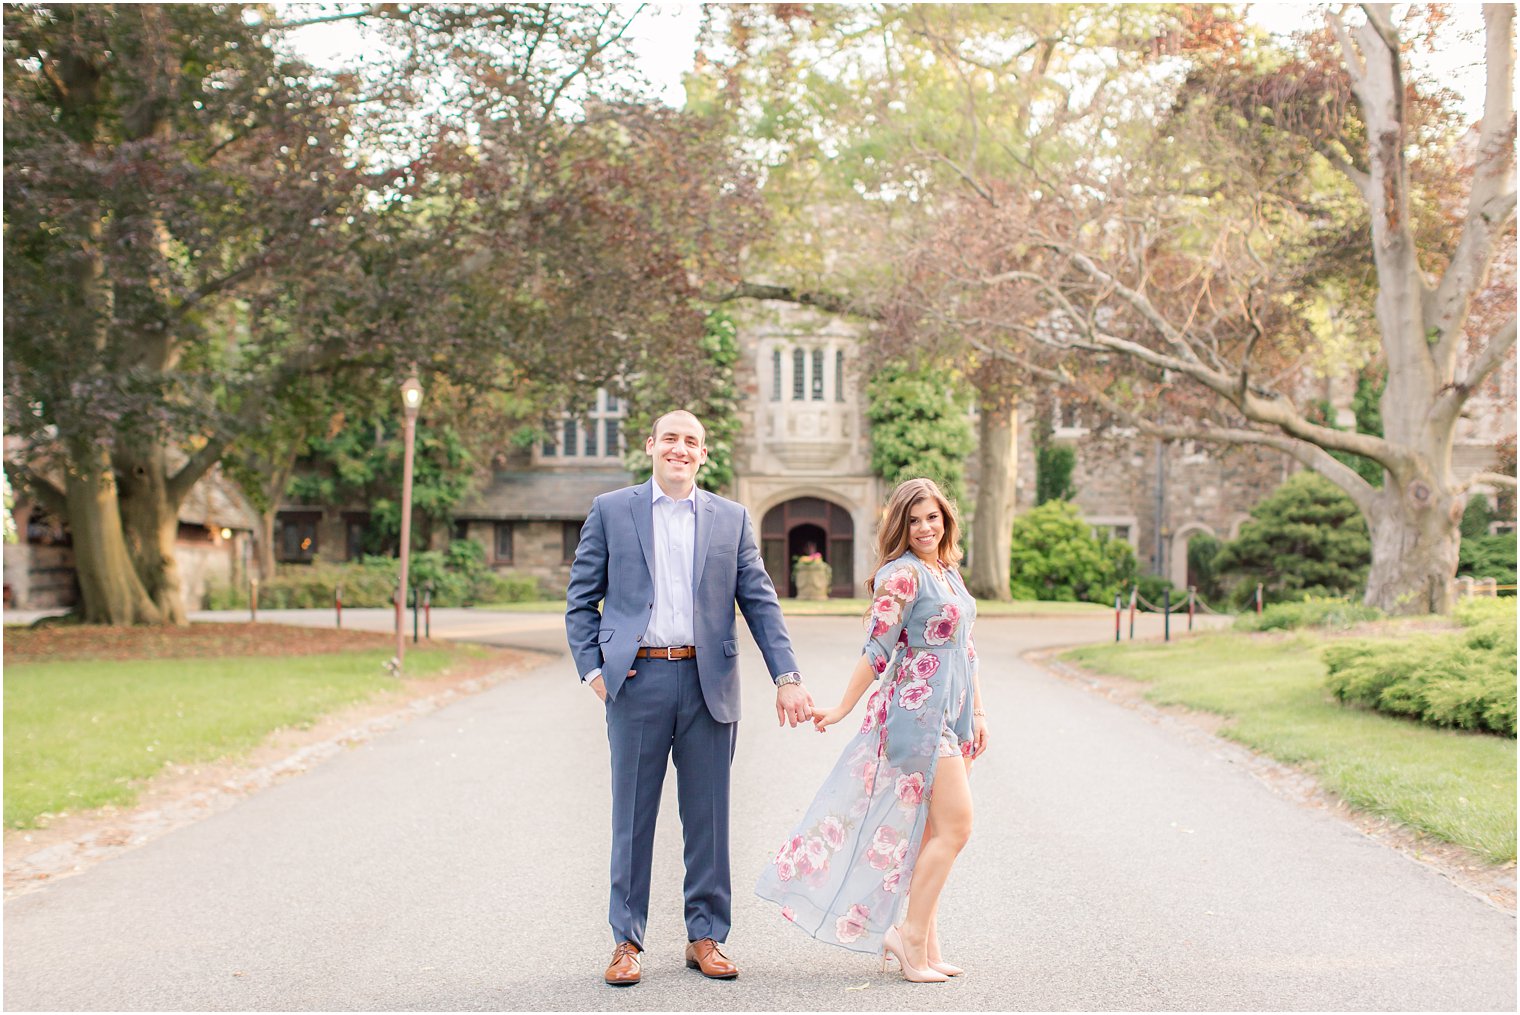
[281,3,1490,120]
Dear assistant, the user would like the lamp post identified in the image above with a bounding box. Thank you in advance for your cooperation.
[394,371,424,674]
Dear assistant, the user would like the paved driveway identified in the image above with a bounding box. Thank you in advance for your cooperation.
[4,611,1513,1010]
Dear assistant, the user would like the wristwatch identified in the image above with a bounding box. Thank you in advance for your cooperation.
[775,672,803,687]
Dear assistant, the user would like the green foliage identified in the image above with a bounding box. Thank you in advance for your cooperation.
[1135,573,1177,605]
[1213,473,1371,607]
[1009,501,1129,604]
[1460,495,1494,539]
[623,310,743,493]
[208,546,541,610]
[1324,602,1517,736]
[1458,532,1516,592]
[288,413,476,554]
[1234,597,1385,632]
[865,362,975,505]
[1035,444,1078,505]
[1186,533,1226,603]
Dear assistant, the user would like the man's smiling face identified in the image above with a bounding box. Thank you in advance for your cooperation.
[646,411,707,496]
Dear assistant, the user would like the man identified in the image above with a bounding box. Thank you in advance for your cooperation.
[566,409,814,987]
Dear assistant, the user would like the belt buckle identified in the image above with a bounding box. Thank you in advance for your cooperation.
[664,646,679,661]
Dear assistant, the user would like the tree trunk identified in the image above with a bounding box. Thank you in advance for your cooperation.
[116,444,189,624]
[968,396,1019,600]
[1362,476,1462,615]
[65,447,160,624]
[257,508,278,582]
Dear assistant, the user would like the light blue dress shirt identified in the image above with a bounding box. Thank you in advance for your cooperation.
[645,486,697,646]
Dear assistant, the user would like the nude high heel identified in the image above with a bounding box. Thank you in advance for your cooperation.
[928,959,965,977]
[881,925,949,983]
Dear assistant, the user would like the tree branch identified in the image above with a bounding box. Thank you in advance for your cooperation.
[1427,4,1517,364]
[716,280,885,320]
[1461,470,1519,492]
[4,460,69,518]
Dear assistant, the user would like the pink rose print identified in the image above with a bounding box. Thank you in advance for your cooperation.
[775,854,796,882]
[781,907,796,922]
[819,816,846,851]
[893,837,911,866]
[898,677,933,712]
[835,903,871,944]
[910,652,940,681]
[882,567,917,600]
[805,835,829,873]
[895,771,926,807]
[859,689,884,733]
[961,739,976,758]
[871,594,902,628]
[882,868,904,894]
[867,827,901,870]
[924,604,960,646]
[853,759,879,796]
[897,628,910,647]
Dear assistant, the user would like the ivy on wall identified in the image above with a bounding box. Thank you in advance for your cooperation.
[865,361,975,506]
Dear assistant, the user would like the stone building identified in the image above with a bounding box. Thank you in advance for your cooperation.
[267,300,1515,602]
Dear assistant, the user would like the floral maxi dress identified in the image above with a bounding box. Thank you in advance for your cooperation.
[755,553,978,954]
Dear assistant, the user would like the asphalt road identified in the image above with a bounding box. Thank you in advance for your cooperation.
[3,609,1514,1011]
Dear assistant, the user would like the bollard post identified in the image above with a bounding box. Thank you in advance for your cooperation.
[250,578,259,623]
[1128,587,1137,640]
[1115,593,1122,643]
[1255,583,1264,615]
[1188,586,1195,631]
[1163,587,1171,641]
[424,582,432,639]
[335,582,343,629]
[412,584,420,643]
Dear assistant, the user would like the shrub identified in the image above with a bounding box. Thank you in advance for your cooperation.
[1185,533,1226,604]
[1324,600,1517,736]
[1009,501,1127,604]
[865,361,976,506]
[1458,532,1517,594]
[1235,596,1384,632]
[206,542,544,609]
[1134,573,1177,606]
[1213,473,1371,607]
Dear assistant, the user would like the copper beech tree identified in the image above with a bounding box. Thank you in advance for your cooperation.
[946,5,1518,615]
[4,4,758,623]
[712,4,1515,613]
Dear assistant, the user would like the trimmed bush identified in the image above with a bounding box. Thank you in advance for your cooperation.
[207,543,544,609]
[1009,501,1129,604]
[1235,596,1384,631]
[1214,473,1371,607]
[1323,601,1517,736]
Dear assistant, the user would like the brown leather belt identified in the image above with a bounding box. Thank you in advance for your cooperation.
[634,645,697,660]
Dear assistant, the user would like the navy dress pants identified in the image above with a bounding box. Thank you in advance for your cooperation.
[605,656,737,948]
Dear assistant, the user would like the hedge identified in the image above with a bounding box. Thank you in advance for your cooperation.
[1234,597,1385,632]
[1322,600,1517,737]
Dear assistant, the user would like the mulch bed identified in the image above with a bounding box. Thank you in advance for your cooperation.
[3,622,429,663]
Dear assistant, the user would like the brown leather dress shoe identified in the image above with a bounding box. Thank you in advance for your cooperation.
[684,938,738,979]
[605,942,642,986]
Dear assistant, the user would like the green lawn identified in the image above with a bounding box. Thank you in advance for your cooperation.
[4,646,466,828]
[1063,633,1517,863]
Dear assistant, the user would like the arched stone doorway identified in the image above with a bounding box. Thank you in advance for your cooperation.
[760,497,855,598]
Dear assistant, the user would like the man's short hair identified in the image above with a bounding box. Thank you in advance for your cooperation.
[649,410,705,444]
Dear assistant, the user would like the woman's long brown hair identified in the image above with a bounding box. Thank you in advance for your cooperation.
[866,478,964,595]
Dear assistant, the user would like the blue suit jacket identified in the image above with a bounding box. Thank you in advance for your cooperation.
[565,480,799,724]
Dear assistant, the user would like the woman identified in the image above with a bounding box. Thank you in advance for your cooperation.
[756,477,988,982]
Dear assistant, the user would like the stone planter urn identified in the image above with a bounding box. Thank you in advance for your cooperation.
[793,558,833,600]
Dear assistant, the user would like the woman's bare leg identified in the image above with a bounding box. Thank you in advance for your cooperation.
[924,757,973,965]
[898,755,973,969]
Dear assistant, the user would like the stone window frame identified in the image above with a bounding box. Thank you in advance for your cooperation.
[536,389,626,466]
[495,521,514,564]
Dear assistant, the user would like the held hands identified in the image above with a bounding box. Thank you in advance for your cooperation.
[775,682,815,727]
[810,704,852,732]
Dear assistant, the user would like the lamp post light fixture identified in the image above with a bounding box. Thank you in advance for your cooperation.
[394,371,424,675]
